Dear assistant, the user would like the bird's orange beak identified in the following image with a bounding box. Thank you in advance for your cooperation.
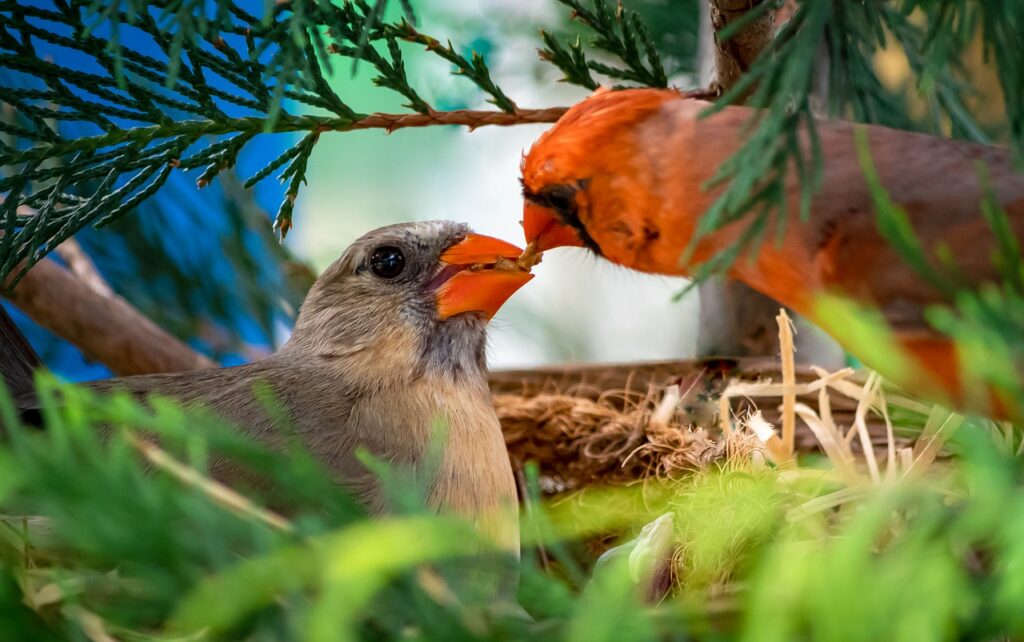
[434,233,533,320]
[522,203,584,251]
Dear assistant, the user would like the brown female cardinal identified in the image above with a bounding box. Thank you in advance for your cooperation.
[2,220,531,552]
[520,88,1024,417]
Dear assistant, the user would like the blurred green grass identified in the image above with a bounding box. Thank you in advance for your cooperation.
[2,373,1024,641]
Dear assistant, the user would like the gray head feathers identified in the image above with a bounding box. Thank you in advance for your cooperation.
[283,220,488,384]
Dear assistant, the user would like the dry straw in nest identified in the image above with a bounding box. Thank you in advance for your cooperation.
[494,310,955,493]
[496,386,731,489]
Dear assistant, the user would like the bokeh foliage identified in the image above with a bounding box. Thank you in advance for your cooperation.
[2,376,1024,640]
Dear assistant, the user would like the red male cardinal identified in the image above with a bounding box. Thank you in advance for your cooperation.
[521,88,1024,417]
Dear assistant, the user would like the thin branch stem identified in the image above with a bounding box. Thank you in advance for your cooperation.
[345,107,568,131]
[4,108,568,170]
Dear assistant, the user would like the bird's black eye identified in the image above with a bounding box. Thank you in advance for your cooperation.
[369,246,405,279]
[545,185,576,213]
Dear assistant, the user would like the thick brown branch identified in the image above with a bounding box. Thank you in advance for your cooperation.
[4,257,215,376]
[344,107,569,133]
[708,0,778,95]
[54,239,114,298]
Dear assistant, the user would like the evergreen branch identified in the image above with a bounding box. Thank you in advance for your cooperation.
[242,142,306,190]
[688,0,1018,279]
[343,107,568,131]
[351,0,388,70]
[274,131,319,239]
[826,5,916,129]
[378,36,431,114]
[888,14,987,142]
[0,89,60,141]
[3,110,571,176]
[0,1,551,282]
[0,87,152,126]
[979,0,1024,162]
[0,103,563,283]
[325,9,432,115]
[192,131,258,188]
[0,118,55,143]
[81,0,245,85]
[542,0,668,89]
[539,32,599,90]
[93,162,175,228]
[687,2,830,273]
[898,0,1023,161]
[389,20,519,113]
[301,40,358,120]
[180,131,257,173]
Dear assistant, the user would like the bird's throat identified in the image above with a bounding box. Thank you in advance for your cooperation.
[419,315,489,381]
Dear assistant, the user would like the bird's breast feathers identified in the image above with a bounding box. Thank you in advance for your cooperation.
[343,375,519,550]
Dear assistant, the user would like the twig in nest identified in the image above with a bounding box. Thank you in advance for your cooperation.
[777,308,797,462]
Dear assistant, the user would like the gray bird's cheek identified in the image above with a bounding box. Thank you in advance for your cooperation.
[401,291,441,328]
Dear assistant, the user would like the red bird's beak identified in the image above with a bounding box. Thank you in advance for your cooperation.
[522,203,584,251]
[434,233,533,320]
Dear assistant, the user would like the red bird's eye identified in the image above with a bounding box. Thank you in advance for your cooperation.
[544,185,576,213]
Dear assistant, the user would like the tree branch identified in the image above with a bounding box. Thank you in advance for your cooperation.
[54,239,114,299]
[708,0,778,96]
[345,108,569,132]
[4,256,215,376]
[695,0,845,367]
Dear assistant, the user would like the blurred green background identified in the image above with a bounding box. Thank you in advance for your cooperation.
[290,1,702,368]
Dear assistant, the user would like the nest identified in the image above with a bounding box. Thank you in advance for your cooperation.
[486,312,959,603]
[496,388,727,489]
[490,314,937,494]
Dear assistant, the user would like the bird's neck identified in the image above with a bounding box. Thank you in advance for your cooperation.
[280,314,489,391]
[416,315,489,382]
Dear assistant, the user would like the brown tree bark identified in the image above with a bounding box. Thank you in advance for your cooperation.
[707,0,779,97]
[4,255,215,375]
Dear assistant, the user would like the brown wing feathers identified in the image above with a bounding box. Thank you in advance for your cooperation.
[0,304,44,426]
